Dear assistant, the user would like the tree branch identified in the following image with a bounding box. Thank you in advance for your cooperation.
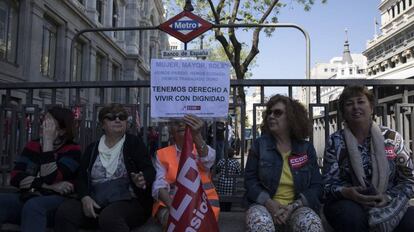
[242,0,279,76]
[207,0,220,24]
[228,0,242,78]
[230,0,240,23]
[214,29,234,66]
[216,0,226,19]
[258,0,279,24]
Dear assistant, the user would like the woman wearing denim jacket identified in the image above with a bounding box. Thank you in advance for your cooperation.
[245,94,323,232]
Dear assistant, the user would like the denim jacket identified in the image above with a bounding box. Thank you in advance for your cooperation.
[244,133,322,212]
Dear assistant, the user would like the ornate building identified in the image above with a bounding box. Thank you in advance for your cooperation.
[295,34,367,114]
[364,0,414,80]
[0,0,167,118]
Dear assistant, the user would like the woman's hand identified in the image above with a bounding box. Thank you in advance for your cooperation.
[131,172,146,189]
[183,114,208,156]
[265,199,288,225]
[341,186,383,207]
[81,196,101,218]
[276,203,294,224]
[373,194,390,207]
[183,114,203,137]
[42,116,59,152]
[42,181,74,195]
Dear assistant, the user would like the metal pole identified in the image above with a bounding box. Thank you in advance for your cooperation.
[214,23,311,106]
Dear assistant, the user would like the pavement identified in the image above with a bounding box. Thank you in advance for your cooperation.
[219,211,245,231]
[136,211,245,232]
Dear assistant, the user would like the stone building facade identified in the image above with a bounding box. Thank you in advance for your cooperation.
[0,0,167,119]
[364,0,414,80]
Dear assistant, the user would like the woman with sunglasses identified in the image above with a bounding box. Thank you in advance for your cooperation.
[245,94,323,232]
[0,106,81,232]
[55,103,155,232]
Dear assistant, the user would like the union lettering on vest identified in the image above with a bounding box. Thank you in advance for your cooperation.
[385,146,397,159]
[288,153,309,169]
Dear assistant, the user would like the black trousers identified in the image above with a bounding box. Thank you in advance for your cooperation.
[54,198,149,232]
[324,199,414,232]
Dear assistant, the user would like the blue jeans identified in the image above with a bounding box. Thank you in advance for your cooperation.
[0,192,66,232]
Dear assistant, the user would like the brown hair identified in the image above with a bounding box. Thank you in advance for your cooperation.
[338,85,374,118]
[47,106,76,142]
[98,103,128,123]
[261,94,312,140]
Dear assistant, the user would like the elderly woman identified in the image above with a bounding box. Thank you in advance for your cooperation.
[0,106,81,232]
[152,114,219,228]
[55,103,155,232]
[245,94,323,232]
[322,85,414,232]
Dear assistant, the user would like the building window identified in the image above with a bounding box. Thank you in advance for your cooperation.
[349,68,353,75]
[410,0,412,6]
[397,2,401,14]
[396,37,404,46]
[77,0,84,4]
[73,41,84,81]
[96,0,103,23]
[341,69,344,75]
[112,1,118,38]
[139,31,143,55]
[385,43,393,51]
[403,0,406,10]
[331,68,335,72]
[95,53,103,96]
[392,6,395,18]
[41,16,57,79]
[324,68,328,72]
[111,64,120,102]
[0,0,18,63]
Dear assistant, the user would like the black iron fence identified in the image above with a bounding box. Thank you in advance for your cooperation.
[1,79,413,187]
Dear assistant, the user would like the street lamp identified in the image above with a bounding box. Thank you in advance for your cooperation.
[184,0,194,12]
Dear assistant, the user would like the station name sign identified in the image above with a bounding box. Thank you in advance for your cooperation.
[162,49,210,58]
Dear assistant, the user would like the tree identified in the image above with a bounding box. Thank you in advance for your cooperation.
[165,0,326,104]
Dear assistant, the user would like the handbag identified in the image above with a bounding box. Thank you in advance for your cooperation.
[368,192,409,232]
[91,178,132,207]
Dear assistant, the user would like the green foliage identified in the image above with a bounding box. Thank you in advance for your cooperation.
[162,0,327,103]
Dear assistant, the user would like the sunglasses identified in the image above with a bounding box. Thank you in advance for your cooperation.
[266,109,285,118]
[104,113,128,121]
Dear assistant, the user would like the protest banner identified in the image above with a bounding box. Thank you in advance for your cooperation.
[166,127,219,232]
[151,59,230,119]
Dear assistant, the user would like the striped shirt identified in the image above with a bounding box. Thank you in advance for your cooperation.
[10,140,81,191]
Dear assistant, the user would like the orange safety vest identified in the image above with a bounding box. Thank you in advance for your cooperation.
[152,145,220,221]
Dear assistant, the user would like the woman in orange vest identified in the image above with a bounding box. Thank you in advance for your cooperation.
[152,114,220,228]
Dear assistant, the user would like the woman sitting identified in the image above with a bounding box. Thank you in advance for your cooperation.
[152,114,219,228]
[0,106,81,232]
[55,103,155,232]
[245,94,323,232]
[322,85,414,232]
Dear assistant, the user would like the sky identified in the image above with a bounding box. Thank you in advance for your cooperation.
[246,0,381,81]
[175,1,381,96]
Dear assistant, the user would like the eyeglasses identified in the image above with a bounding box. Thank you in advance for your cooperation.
[104,113,128,121]
[266,109,285,118]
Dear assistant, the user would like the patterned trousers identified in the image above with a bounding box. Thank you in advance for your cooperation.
[245,204,324,232]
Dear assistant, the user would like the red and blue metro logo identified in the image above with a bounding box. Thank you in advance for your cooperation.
[159,11,213,43]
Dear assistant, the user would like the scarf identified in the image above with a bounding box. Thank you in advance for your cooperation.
[344,122,389,194]
[98,135,125,177]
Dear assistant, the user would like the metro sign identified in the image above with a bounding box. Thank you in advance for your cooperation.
[159,11,213,43]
